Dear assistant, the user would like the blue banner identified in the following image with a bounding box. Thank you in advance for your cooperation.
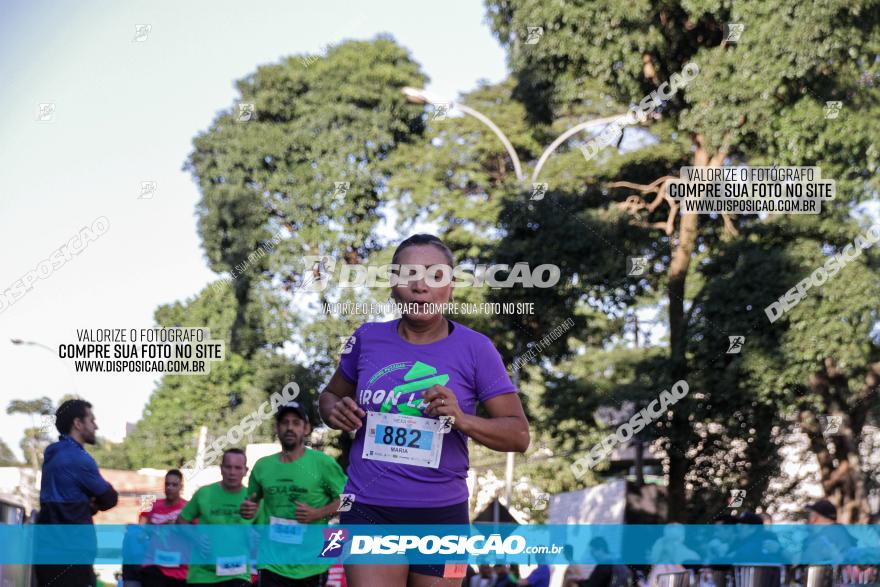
[2,524,879,565]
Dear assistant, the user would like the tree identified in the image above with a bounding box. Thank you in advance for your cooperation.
[381,76,683,505]
[177,37,453,470]
[7,397,55,469]
[0,438,21,466]
[88,439,133,471]
[5,395,136,471]
[121,280,319,468]
[688,218,880,521]
[184,36,428,357]
[127,15,879,522]
[485,0,880,520]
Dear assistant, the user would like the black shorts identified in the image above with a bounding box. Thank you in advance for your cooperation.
[140,566,187,587]
[339,500,470,578]
[258,569,327,587]
[35,564,96,587]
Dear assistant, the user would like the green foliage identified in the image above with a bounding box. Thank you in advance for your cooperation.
[486,0,880,174]
[6,397,54,418]
[185,36,428,285]
[0,438,20,466]
[183,36,431,362]
[7,397,55,468]
[682,214,880,515]
[479,0,880,519]
[117,17,880,521]
[17,427,51,468]
[120,281,318,468]
[88,438,133,470]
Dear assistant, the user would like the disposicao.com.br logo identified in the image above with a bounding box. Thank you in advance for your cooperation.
[320,528,349,558]
[348,534,562,556]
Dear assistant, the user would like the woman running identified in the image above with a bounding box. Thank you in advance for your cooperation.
[318,233,530,587]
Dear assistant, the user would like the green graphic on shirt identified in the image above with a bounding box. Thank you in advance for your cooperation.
[379,361,449,415]
[404,361,435,380]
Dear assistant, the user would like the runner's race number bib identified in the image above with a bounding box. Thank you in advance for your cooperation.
[154,550,182,567]
[269,516,304,544]
[216,555,247,576]
[363,411,443,468]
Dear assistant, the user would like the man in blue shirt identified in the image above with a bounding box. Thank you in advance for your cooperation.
[36,399,118,587]
[518,555,551,587]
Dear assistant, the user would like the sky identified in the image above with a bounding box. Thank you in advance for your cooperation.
[0,0,509,460]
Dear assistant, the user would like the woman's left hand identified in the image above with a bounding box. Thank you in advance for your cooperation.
[423,385,464,425]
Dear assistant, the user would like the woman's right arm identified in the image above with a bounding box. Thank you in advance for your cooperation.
[318,368,366,432]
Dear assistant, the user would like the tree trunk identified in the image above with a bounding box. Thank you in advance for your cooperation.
[666,136,725,521]
[29,436,39,472]
[800,362,879,523]
[665,210,698,521]
[230,274,251,355]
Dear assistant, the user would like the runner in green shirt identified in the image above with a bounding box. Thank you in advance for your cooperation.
[178,448,254,586]
[239,401,347,587]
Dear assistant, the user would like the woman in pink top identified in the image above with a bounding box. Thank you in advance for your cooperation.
[142,469,189,587]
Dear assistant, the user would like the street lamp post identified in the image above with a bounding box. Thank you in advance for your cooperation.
[530,115,630,185]
[10,338,54,353]
[403,86,629,188]
[401,87,630,513]
[402,87,525,184]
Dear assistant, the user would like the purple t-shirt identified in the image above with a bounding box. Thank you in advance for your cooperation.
[338,319,516,507]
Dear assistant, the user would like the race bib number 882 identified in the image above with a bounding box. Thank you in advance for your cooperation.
[374,425,433,449]
[363,412,444,468]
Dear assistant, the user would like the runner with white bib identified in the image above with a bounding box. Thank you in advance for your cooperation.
[240,401,348,587]
[318,233,531,587]
[177,448,254,587]
[142,469,188,587]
